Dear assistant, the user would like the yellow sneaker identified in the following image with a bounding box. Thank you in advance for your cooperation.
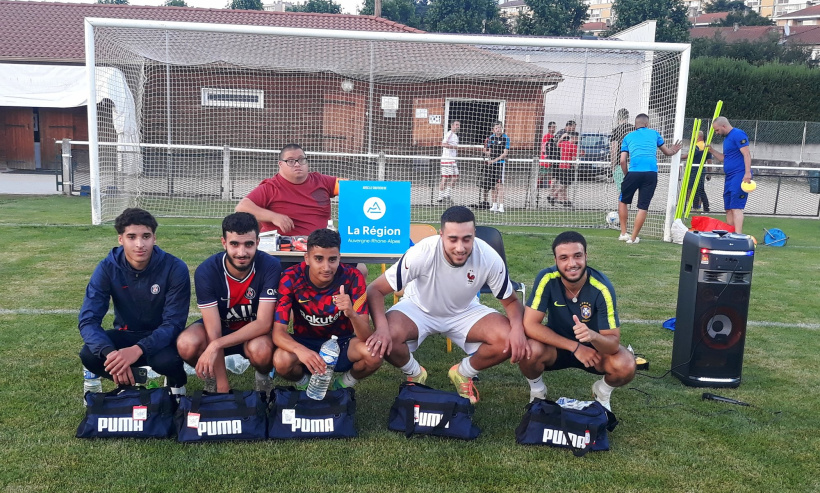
[407,366,427,385]
[448,364,479,404]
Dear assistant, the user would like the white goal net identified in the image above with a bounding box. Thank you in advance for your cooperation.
[85,19,690,240]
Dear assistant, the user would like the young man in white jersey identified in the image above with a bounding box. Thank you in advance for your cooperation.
[437,120,460,203]
[366,206,530,404]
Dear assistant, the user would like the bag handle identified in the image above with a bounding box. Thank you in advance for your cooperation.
[89,385,153,414]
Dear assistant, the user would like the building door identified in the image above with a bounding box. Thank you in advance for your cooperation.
[2,107,36,170]
[40,108,79,170]
[322,93,365,153]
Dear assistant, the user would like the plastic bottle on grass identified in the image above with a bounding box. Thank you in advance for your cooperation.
[306,335,339,400]
[83,366,102,394]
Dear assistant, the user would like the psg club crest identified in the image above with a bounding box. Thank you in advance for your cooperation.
[580,302,592,322]
[466,269,476,285]
[245,287,256,300]
[150,284,160,295]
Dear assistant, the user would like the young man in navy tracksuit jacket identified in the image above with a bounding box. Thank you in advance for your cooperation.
[78,208,190,393]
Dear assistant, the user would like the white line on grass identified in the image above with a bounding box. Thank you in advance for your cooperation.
[1,308,818,329]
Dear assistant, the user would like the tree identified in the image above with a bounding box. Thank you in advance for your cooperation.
[692,32,815,66]
[97,0,129,4]
[164,0,188,6]
[713,10,774,26]
[703,0,745,13]
[287,0,343,13]
[515,0,589,36]
[228,0,263,10]
[359,0,423,29]
[607,0,689,43]
[424,0,508,34]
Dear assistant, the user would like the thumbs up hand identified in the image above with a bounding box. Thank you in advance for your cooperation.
[333,284,353,314]
[572,314,593,343]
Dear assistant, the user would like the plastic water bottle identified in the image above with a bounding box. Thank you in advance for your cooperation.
[225,354,251,374]
[306,335,339,400]
[83,366,102,394]
[326,219,336,231]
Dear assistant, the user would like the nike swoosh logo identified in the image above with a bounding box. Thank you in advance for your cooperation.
[554,301,566,307]
[298,299,310,304]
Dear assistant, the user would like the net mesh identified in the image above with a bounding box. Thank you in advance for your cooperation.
[91,24,686,236]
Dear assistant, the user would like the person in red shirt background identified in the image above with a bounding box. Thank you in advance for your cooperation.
[549,132,583,208]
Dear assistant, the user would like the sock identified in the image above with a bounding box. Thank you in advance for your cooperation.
[458,357,479,379]
[341,371,358,387]
[445,186,451,197]
[296,374,310,387]
[596,378,615,399]
[492,202,498,208]
[400,355,422,377]
[527,376,546,395]
[438,190,444,198]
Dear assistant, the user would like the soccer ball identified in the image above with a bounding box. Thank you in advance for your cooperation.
[606,211,619,229]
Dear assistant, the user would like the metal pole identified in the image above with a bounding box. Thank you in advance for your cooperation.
[61,139,72,195]
[85,20,102,225]
[800,121,807,164]
[222,145,231,201]
[663,46,691,242]
[367,41,374,157]
[166,31,173,195]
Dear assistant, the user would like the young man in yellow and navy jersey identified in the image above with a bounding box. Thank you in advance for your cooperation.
[519,231,635,411]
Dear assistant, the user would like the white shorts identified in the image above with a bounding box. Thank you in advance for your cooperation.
[388,298,497,355]
[441,161,459,177]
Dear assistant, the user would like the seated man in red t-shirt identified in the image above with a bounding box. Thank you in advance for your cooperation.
[236,143,339,236]
[236,143,366,275]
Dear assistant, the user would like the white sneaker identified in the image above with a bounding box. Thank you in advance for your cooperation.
[626,237,640,244]
[497,204,505,213]
[529,388,547,403]
[592,380,611,411]
[618,233,630,241]
[490,203,498,212]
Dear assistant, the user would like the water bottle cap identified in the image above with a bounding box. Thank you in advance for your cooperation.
[331,335,338,340]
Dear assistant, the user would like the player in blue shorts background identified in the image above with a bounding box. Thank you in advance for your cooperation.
[708,117,753,234]
[272,228,381,391]
[177,212,281,393]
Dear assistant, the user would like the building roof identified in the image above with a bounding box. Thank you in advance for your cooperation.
[0,0,423,62]
[690,24,820,45]
[498,0,528,9]
[689,12,729,26]
[582,22,608,32]
[690,25,779,42]
[775,4,820,20]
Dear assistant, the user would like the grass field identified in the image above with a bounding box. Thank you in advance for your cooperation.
[1,195,818,492]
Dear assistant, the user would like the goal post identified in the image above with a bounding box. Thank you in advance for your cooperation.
[84,17,690,241]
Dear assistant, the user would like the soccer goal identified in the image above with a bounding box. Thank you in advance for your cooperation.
[84,18,690,240]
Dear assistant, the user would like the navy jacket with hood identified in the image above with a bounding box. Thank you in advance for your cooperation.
[78,245,190,359]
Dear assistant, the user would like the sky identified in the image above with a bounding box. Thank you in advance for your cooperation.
[28,0,364,15]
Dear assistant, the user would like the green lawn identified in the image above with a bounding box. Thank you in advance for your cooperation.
[1,195,818,492]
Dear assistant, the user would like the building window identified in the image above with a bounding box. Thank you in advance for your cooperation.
[445,99,506,146]
[200,88,264,109]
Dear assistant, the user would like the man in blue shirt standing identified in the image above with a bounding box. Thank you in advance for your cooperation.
[482,121,510,213]
[708,117,753,234]
[79,208,190,395]
[618,114,682,244]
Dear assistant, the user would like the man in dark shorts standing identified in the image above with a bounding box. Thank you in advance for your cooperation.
[610,109,635,201]
[482,121,510,213]
[519,231,636,410]
[618,113,681,244]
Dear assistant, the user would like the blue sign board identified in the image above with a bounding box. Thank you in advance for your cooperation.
[338,181,410,254]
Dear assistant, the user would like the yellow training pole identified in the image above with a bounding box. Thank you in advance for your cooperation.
[676,119,700,220]
[684,100,723,218]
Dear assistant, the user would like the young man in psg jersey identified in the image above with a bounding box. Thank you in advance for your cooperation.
[272,228,382,390]
[519,231,635,410]
[177,212,282,393]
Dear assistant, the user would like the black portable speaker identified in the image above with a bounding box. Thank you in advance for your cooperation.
[672,231,755,388]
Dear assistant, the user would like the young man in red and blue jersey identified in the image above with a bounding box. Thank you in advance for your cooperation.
[272,228,381,391]
[177,212,282,393]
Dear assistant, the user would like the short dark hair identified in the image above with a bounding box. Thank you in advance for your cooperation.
[115,208,157,234]
[307,228,341,251]
[280,143,303,155]
[617,108,629,120]
[566,120,576,126]
[494,121,503,127]
[636,113,649,125]
[551,231,587,256]
[548,121,556,127]
[440,206,475,229]
[222,212,259,238]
